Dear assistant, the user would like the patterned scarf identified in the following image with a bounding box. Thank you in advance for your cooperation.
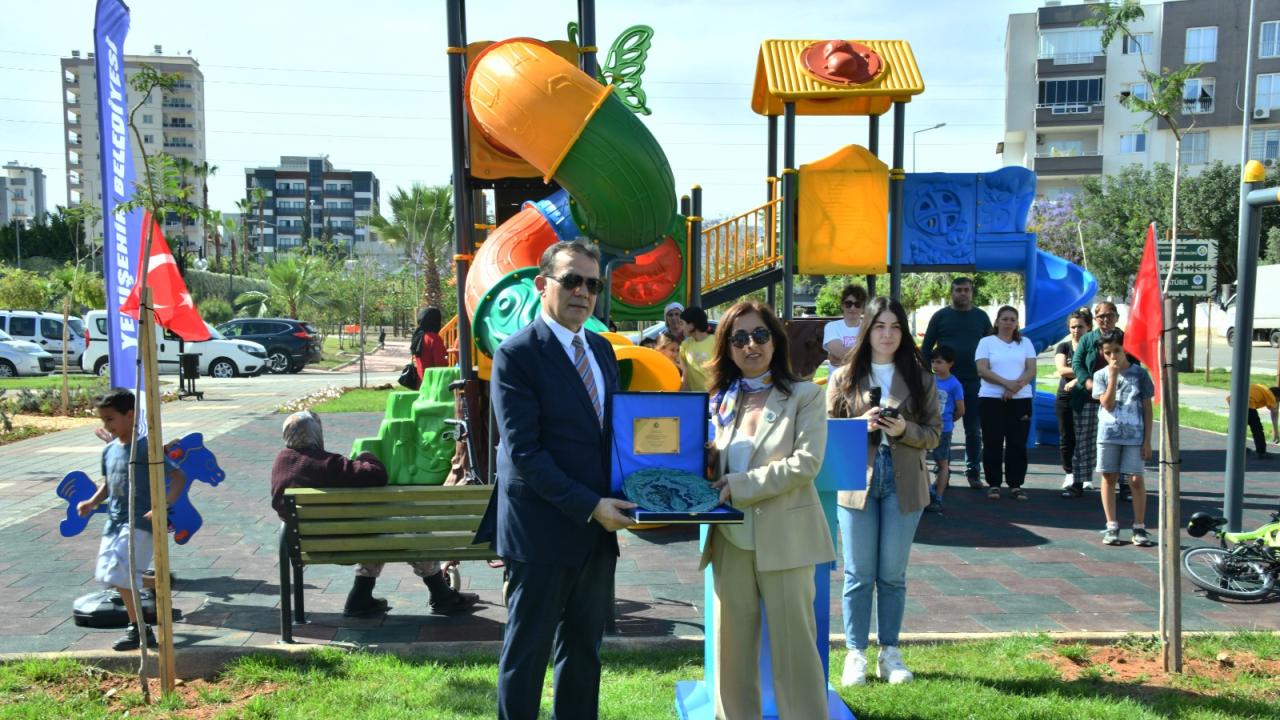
[712,370,773,428]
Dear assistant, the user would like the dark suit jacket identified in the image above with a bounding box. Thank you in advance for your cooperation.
[474,315,620,566]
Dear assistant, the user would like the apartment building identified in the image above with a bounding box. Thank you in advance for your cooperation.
[0,161,46,227]
[243,156,381,258]
[60,46,207,249]
[1003,0,1280,199]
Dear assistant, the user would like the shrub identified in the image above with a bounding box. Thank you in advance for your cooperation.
[198,297,233,325]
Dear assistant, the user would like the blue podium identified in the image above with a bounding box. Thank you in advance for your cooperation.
[674,419,866,720]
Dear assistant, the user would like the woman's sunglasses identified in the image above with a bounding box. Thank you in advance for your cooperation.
[547,273,605,295]
[729,327,772,348]
[843,300,863,309]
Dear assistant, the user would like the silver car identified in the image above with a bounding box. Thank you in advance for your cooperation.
[0,329,56,376]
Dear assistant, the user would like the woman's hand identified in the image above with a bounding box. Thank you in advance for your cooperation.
[1064,378,1077,391]
[710,477,732,504]
[878,414,907,437]
[704,441,719,481]
[857,406,882,424]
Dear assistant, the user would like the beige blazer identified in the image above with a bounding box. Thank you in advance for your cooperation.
[826,364,941,514]
[699,381,836,573]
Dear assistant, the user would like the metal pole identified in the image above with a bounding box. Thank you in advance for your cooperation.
[14,220,20,270]
[1226,164,1269,530]
[690,186,703,308]
[446,0,474,376]
[767,114,779,308]
[782,102,796,320]
[889,102,906,300]
[867,115,879,297]
[578,0,598,78]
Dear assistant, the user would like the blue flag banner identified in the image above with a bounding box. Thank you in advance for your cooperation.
[94,0,142,392]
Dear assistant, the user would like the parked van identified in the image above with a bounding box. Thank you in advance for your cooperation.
[0,328,56,376]
[0,310,85,368]
[81,310,269,378]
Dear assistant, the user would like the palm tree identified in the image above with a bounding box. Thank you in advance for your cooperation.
[171,155,195,259]
[233,197,254,273]
[366,184,454,308]
[193,161,218,258]
[234,255,324,319]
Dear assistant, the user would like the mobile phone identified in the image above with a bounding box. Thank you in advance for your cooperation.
[878,406,901,421]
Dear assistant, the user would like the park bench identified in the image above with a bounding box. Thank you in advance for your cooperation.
[277,484,497,643]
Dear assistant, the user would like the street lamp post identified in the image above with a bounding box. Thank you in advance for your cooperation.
[911,122,947,173]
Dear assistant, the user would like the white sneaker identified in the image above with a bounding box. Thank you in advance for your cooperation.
[1083,481,1095,491]
[877,646,914,684]
[1061,473,1074,489]
[841,648,868,686]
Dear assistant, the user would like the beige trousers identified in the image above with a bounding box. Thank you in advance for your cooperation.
[711,537,828,720]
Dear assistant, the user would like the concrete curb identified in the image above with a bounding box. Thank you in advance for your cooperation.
[5,630,1276,680]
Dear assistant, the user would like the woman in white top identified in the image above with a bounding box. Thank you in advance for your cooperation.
[974,305,1038,500]
[823,283,868,366]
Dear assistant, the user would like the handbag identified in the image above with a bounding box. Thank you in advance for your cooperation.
[398,362,421,390]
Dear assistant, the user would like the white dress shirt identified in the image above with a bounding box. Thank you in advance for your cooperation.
[542,313,606,416]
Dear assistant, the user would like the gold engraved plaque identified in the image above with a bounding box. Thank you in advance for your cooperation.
[633,417,680,455]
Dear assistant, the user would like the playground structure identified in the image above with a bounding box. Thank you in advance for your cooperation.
[351,3,1102,718]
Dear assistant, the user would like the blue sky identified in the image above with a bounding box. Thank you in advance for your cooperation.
[0,0,1036,220]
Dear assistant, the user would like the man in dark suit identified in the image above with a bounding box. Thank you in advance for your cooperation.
[476,240,637,720]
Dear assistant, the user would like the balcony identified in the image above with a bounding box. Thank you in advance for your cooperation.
[1035,104,1104,127]
[274,188,307,197]
[163,122,195,130]
[1034,152,1103,176]
[162,101,192,110]
[1036,54,1106,77]
[163,141,194,150]
[323,187,354,197]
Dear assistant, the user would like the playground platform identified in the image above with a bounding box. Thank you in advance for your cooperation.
[1,408,1277,657]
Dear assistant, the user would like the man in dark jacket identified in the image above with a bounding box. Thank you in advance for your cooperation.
[921,276,992,488]
[271,410,478,616]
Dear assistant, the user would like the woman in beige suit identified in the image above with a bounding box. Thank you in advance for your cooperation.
[828,297,940,687]
[702,300,833,720]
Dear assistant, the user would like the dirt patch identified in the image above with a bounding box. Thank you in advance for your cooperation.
[1039,645,1280,691]
[11,413,99,431]
[65,672,281,718]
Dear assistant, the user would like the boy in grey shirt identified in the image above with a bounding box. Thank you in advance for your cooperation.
[1091,332,1155,546]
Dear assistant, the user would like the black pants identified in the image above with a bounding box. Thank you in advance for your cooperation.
[1249,408,1267,454]
[960,378,983,480]
[1055,393,1074,473]
[498,535,616,720]
[979,397,1032,489]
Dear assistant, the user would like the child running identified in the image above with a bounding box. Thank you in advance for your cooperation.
[926,346,964,513]
[76,388,188,650]
[1091,332,1155,546]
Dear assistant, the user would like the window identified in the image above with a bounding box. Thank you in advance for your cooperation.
[1038,28,1103,64]
[1123,33,1152,55]
[1037,77,1104,111]
[8,317,35,337]
[1120,133,1147,153]
[1182,132,1208,165]
[1127,82,1150,101]
[1258,73,1280,110]
[142,134,154,144]
[1182,78,1215,114]
[40,319,63,340]
[1185,26,1217,63]
[1262,21,1280,58]
[1042,139,1085,157]
[141,114,153,124]
[1251,128,1280,161]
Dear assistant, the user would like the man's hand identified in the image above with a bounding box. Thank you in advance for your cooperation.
[591,498,637,532]
[76,500,96,518]
[1141,441,1152,461]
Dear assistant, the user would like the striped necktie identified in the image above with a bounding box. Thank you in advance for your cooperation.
[572,335,603,426]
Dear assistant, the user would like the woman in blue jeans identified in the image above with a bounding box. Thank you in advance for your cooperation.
[827,297,940,686]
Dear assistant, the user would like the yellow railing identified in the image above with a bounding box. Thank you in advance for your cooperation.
[441,314,459,366]
[699,179,783,293]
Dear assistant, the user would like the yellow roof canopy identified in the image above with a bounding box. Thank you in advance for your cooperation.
[751,39,924,117]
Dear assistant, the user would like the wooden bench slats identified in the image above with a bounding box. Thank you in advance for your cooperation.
[285,485,494,504]
[300,532,479,552]
[299,547,498,565]
[296,517,485,535]
[296,500,489,520]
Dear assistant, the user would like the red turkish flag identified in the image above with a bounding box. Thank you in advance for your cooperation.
[1125,222,1162,403]
[120,212,211,342]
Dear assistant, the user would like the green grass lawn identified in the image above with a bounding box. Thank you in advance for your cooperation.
[2,634,1277,719]
[0,374,105,391]
[1179,368,1275,391]
[316,336,381,370]
[309,387,397,413]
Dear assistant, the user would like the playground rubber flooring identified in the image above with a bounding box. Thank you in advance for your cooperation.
[1,412,1277,654]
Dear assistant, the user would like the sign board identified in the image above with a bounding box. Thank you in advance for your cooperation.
[1156,237,1217,297]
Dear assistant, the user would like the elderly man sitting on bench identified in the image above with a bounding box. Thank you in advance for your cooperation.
[270,410,479,617]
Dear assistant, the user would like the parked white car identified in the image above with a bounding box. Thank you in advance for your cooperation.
[0,310,86,368]
[80,310,268,378]
[0,329,56,377]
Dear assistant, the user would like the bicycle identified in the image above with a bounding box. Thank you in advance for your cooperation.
[1181,511,1280,601]
[441,378,504,584]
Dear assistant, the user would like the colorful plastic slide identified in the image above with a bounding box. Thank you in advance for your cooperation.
[901,167,1097,445]
[461,38,684,389]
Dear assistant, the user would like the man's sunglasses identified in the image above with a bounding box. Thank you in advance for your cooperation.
[729,327,772,348]
[843,300,864,309]
[547,273,605,295]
